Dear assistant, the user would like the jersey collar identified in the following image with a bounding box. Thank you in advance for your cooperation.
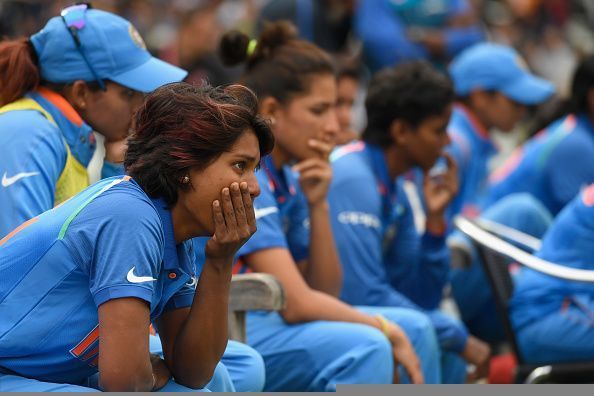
[262,155,297,205]
[365,143,397,221]
[28,88,96,166]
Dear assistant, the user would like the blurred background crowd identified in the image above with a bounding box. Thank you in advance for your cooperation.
[2,0,593,93]
[1,0,592,163]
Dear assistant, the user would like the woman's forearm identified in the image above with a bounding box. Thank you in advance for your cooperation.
[304,201,343,296]
[282,286,381,332]
[170,258,232,389]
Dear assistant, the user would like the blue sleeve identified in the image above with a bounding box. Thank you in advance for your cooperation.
[544,135,594,214]
[64,189,164,307]
[101,161,126,179]
[0,115,66,237]
[354,0,427,70]
[328,173,418,310]
[238,177,288,257]
[385,182,450,310]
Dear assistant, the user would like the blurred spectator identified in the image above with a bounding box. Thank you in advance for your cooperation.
[159,2,242,86]
[354,0,484,72]
[257,0,355,55]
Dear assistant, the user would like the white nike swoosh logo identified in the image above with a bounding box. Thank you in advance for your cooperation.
[186,276,198,288]
[254,206,279,219]
[2,171,40,187]
[126,267,157,283]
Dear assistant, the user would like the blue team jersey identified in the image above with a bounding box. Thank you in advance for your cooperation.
[0,89,123,239]
[485,114,594,216]
[329,142,467,352]
[510,184,594,330]
[236,156,310,268]
[329,142,448,308]
[0,176,197,384]
[445,105,498,223]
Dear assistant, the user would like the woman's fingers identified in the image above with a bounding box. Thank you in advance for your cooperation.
[240,182,257,231]
[308,138,334,159]
[221,187,237,231]
[395,345,424,384]
[230,182,247,226]
[212,200,226,236]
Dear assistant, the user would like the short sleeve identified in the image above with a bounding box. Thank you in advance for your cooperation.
[63,185,164,307]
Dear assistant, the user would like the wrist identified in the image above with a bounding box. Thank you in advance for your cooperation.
[425,215,446,235]
[374,314,391,338]
[308,200,329,212]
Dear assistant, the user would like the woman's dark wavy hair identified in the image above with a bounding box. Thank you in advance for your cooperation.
[363,61,454,148]
[219,21,334,103]
[125,82,274,206]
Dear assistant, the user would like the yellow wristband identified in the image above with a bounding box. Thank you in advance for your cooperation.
[375,314,391,337]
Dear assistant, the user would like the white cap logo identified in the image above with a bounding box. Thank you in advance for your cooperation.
[128,24,146,50]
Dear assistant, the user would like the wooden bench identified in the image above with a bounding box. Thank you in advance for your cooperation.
[228,273,286,343]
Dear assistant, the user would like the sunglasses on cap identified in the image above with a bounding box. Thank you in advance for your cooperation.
[60,2,106,90]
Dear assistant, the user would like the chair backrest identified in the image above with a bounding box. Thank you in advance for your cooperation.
[474,243,526,363]
[454,216,527,363]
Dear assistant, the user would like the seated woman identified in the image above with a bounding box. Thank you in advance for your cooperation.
[511,184,594,364]
[0,5,187,238]
[208,21,442,390]
[0,82,274,392]
[328,62,490,383]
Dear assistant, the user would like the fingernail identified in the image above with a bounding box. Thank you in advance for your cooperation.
[231,183,239,191]
[223,188,229,195]
[213,200,220,207]
[240,182,248,190]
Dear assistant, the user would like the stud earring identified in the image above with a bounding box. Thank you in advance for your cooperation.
[181,175,190,184]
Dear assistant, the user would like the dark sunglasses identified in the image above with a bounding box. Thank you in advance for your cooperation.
[60,2,106,90]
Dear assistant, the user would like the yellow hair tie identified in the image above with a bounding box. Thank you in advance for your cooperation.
[247,39,257,57]
[375,314,391,337]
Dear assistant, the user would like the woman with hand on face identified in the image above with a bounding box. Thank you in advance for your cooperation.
[0,5,187,239]
[0,82,274,392]
[329,62,491,383]
[207,21,445,391]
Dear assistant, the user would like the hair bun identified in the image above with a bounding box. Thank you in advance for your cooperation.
[220,30,250,66]
[257,21,298,55]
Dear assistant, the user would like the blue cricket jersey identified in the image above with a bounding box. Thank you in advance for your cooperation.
[0,89,123,239]
[0,176,197,384]
[236,156,310,266]
[445,104,498,223]
[485,113,594,216]
[329,142,468,352]
[510,184,594,330]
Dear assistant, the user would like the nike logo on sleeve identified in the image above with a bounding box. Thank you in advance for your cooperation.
[2,171,40,187]
[126,267,157,283]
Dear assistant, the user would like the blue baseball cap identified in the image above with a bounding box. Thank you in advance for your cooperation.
[449,43,554,105]
[30,9,187,93]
